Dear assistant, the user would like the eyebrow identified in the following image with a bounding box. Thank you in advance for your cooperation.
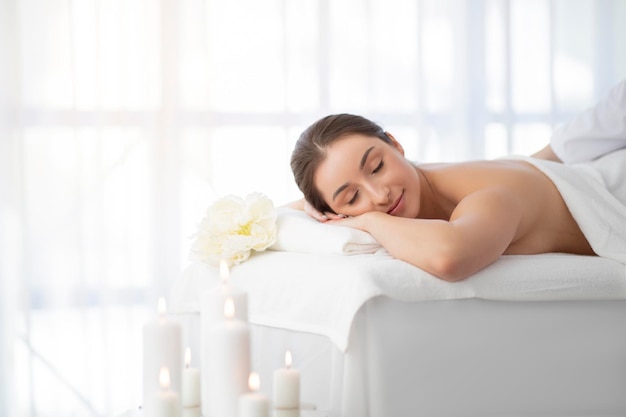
[332,146,376,201]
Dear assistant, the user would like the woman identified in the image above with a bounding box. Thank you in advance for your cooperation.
[288,113,596,282]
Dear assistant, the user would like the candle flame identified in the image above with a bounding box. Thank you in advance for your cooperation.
[285,350,292,369]
[159,366,170,390]
[219,259,229,284]
[224,297,235,319]
[248,372,260,392]
[157,297,167,317]
[185,347,191,368]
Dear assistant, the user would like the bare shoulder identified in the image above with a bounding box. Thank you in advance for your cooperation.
[420,159,554,202]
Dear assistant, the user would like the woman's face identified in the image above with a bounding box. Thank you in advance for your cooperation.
[314,133,422,218]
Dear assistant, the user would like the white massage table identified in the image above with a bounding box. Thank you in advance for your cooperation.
[172,249,626,417]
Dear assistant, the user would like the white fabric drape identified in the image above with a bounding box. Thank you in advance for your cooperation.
[0,0,625,415]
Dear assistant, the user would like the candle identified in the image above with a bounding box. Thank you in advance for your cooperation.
[201,259,249,325]
[182,347,201,408]
[200,259,249,415]
[152,366,181,417]
[202,297,251,417]
[273,351,300,409]
[143,297,183,416]
[238,372,270,417]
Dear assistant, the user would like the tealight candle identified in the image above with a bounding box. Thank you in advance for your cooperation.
[182,347,200,408]
[143,297,182,416]
[238,372,270,417]
[272,351,300,409]
[202,297,251,417]
[153,366,181,417]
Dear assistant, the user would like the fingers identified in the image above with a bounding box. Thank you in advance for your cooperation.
[303,200,328,222]
[303,200,344,222]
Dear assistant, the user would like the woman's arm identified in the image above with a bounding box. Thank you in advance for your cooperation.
[329,187,523,281]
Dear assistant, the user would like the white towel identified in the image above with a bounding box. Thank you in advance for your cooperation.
[510,150,626,264]
[551,78,626,163]
[171,253,626,352]
[268,207,384,255]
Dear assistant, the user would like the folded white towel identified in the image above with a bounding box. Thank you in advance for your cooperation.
[551,78,626,163]
[268,207,384,255]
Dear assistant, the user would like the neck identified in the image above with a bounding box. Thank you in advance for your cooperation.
[415,166,451,220]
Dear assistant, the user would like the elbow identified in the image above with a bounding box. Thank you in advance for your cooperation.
[429,258,469,282]
[396,241,484,282]
[424,249,475,282]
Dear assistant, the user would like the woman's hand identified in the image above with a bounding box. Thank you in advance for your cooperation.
[303,200,344,222]
[326,212,368,230]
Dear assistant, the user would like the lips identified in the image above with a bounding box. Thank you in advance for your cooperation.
[387,192,403,216]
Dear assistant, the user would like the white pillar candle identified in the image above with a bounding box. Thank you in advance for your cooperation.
[182,347,201,408]
[201,260,248,326]
[202,297,251,417]
[143,297,183,416]
[152,367,181,417]
[272,351,300,409]
[238,372,270,417]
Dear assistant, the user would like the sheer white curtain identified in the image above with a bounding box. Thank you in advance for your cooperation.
[1,0,625,416]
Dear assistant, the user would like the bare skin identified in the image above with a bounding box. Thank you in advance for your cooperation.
[294,133,594,282]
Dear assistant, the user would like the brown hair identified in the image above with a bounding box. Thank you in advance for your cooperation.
[290,114,392,214]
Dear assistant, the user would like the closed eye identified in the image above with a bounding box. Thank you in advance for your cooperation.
[347,190,359,205]
[372,160,384,174]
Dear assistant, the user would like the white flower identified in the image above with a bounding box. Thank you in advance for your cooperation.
[189,192,277,266]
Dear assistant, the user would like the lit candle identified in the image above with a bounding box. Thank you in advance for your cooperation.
[152,366,181,417]
[143,297,183,416]
[202,297,251,417]
[201,259,249,325]
[182,347,201,408]
[238,372,270,417]
[273,351,300,409]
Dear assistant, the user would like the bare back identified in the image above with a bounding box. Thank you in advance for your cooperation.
[420,159,595,257]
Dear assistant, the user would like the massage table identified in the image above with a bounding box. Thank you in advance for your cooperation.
[172,250,626,416]
[171,79,626,416]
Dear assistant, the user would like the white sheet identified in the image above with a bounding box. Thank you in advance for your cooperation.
[510,149,626,264]
[171,252,626,352]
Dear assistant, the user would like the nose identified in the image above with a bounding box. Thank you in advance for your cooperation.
[367,184,390,206]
